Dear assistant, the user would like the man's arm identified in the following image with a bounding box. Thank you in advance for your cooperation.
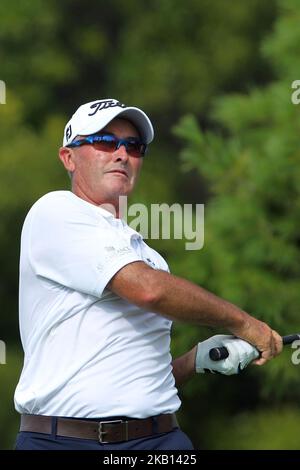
[171,347,197,387]
[107,261,282,364]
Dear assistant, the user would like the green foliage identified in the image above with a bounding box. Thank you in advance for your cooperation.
[109,0,277,115]
[203,407,300,449]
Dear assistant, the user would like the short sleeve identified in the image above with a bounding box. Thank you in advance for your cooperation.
[27,194,141,297]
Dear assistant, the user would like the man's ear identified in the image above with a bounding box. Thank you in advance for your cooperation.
[59,147,76,173]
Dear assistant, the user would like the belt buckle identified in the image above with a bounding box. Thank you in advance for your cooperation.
[98,419,128,444]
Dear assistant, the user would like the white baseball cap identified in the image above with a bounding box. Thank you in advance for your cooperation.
[63,98,154,146]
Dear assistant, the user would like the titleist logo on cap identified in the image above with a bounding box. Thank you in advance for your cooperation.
[88,99,126,116]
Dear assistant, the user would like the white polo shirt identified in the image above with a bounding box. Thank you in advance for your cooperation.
[14,191,181,418]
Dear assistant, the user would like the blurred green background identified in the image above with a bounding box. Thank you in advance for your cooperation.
[1,0,300,450]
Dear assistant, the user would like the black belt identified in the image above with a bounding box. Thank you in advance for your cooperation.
[20,413,178,443]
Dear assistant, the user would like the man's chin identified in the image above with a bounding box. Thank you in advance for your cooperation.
[110,183,133,197]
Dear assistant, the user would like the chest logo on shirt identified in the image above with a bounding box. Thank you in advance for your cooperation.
[105,246,132,256]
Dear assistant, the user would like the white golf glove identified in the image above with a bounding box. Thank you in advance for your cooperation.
[195,334,260,375]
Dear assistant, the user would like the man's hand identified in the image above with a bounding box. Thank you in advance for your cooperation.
[230,317,283,365]
[195,334,259,375]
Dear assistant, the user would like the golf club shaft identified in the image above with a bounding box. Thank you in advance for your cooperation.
[209,333,300,361]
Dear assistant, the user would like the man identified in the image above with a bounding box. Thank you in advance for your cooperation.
[14,98,282,450]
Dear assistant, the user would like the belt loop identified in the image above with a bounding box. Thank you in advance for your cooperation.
[152,416,158,434]
[51,417,58,438]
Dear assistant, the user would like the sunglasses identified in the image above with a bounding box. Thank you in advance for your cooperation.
[67,134,147,158]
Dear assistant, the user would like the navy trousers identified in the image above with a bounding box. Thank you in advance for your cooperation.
[15,428,194,450]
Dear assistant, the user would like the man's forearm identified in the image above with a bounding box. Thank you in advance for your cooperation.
[148,270,250,333]
[172,346,197,387]
[109,262,249,330]
[108,261,282,362]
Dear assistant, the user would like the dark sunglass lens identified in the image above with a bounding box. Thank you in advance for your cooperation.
[126,142,146,157]
[140,144,147,156]
[125,143,139,157]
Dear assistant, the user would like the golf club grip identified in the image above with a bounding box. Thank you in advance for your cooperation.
[209,334,300,361]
